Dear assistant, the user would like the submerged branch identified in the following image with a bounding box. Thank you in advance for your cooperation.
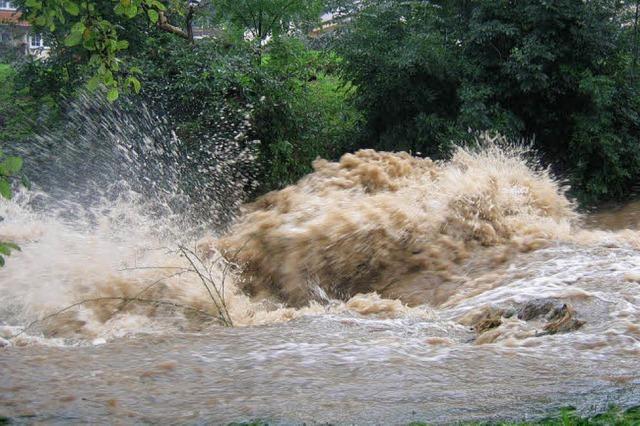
[179,245,234,327]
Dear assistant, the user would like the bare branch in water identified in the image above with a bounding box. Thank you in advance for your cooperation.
[179,245,234,327]
[110,269,192,316]
[9,240,251,340]
[118,266,191,272]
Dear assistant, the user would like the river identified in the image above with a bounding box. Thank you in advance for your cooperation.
[2,137,640,424]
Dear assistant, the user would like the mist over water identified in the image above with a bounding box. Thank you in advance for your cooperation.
[2,98,640,423]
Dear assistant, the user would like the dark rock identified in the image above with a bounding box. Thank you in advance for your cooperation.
[517,298,564,321]
[471,307,504,334]
[518,298,585,336]
[542,304,585,335]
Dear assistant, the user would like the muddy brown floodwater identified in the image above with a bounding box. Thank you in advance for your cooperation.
[2,145,640,424]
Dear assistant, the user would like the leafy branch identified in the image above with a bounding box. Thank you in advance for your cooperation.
[0,150,27,267]
[19,0,194,101]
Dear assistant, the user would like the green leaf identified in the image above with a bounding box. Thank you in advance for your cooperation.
[2,242,20,251]
[107,87,119,102]
[102,70,114,84]
[64,1,80,16]
[125,5,138,18]
[151,0,166,11]
[147,9,159,24]
[64,31,83,47]
[0,180,11,199]
[127,76,141,93]
[71,21,86,33]
[116,40,129,50]
[0,242,20,258]
[20,175,31,190]
[89,54,102,66]
[2,156,22,174]
[0,255,5,267]
[87,75,101,91]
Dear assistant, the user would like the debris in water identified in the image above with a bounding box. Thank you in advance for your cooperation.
[542,304,585,335]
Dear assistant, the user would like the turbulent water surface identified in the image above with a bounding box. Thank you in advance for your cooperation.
[1,111,640,424]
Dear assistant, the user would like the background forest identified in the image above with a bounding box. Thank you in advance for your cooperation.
[2,0,640,203]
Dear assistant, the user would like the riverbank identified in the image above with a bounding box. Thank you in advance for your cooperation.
[224,406,640,425]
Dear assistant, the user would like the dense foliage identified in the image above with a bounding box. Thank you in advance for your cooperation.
[127,33,359,190]
[214,0,325,42]
[336,0,640,202]
[0,148,25,266]
[2,0,640,203]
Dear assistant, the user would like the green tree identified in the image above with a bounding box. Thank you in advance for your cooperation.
[336,0,640,203]
[130,34,359,191]
[459,0,639,202]
[15,0,213,99]
[253,36,360,188]
[335,1,465,157]
[214,0,324,43]
[0,149,25,267]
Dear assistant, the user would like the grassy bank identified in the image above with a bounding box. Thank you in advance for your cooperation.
[227,406,640,426]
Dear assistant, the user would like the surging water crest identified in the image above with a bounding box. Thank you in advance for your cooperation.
[218,141,582,307]
[0,94,438,345]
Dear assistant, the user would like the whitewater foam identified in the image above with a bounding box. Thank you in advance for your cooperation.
[218,139,579,307]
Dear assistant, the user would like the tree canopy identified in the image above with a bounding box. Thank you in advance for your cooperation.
[335,0,640,202]
[3,0,640,205]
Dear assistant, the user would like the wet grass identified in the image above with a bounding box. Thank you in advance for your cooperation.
[2,406,638,425]
[226,406,640,426]
[408,406,640,425]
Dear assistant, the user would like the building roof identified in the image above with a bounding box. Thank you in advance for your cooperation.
[0,10,29,27]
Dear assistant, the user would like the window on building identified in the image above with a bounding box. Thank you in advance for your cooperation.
[0,1,15,10]
[30,33,45,48]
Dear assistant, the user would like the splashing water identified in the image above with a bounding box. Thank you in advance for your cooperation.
[11,93,258,232]
[218,143,580,307]
[0,95,433,343]
[1,104,640,424]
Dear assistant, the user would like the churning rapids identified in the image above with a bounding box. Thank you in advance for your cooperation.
[2,102,640,424]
